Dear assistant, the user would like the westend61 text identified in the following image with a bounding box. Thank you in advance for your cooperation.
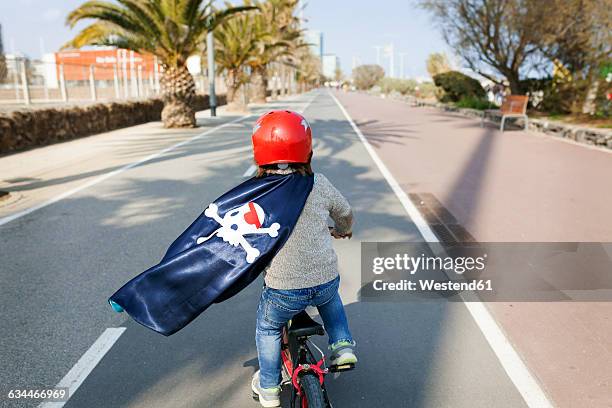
[372,279,493,292]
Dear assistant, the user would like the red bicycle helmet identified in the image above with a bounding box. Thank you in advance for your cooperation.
[251,110,312,166]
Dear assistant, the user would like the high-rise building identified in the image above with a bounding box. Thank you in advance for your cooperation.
[303,30,323,60]
[322,54,340,79]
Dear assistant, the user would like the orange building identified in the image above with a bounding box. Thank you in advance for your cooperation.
[54,48,159,81]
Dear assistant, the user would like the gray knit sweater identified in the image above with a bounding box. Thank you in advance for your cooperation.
[264,173,353,289]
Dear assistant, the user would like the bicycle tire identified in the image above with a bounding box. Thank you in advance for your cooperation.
[298,373,325,408]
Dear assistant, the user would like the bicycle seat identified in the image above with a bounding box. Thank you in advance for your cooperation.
[288,311,325,337]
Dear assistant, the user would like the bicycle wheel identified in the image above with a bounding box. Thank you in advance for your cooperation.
[298,373,325,408]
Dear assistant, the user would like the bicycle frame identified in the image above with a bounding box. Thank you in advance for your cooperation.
[281,324,332,408]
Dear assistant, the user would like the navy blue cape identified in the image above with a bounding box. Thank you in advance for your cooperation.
[109,173,314,336]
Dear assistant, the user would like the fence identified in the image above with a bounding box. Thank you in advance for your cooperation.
[0,55,228,108]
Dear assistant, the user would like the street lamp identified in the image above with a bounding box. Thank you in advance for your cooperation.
[206,31,216,117]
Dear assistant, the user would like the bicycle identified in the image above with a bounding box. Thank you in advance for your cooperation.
[253,310,355,408]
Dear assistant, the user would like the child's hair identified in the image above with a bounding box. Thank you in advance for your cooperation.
[256,162,313,178]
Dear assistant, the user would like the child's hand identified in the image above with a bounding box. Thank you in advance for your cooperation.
[329,227,352,239]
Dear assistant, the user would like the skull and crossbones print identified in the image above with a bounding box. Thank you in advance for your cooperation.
[196,201,280,263]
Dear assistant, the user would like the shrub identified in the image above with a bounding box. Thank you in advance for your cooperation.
[416,82,437,99]
[353,64,385,90]
[455,96,497,110]
[378,78,418,95]
[0,94,228,154]
[433,71,486,102]
[520,77,577,115]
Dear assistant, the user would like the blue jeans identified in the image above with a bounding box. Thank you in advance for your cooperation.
[255,276,353,388]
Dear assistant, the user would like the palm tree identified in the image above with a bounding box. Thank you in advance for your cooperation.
[247,0,303,103]
[0,54,7,83]
[213,7,263,111]
[294,47,322,92]
[64,0,252,128]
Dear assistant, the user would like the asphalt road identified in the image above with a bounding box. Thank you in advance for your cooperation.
[1,90,530,408]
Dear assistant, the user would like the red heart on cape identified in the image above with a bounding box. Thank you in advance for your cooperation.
[243,202,261,228]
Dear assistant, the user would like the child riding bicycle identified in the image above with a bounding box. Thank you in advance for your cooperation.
[250,110,357,407]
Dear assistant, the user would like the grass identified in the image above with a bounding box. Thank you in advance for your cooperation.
[454,96,497,110]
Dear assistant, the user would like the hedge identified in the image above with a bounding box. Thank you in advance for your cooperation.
[0,94,227,154]
[433,71,486,103]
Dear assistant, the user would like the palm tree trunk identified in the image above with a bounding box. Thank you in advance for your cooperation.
[226,69,247,112]
[159,65,196,128]
[250,65,268,104]
[271,63,278,100]
[280,64,287,97]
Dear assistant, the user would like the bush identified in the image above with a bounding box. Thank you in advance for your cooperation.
[352,64,385,90]
[0,94,228,154]
[416,82,437,99]
[520,77,578,115]
[378,78,418,95]
[433,71,486,102]
[455,96,497,110]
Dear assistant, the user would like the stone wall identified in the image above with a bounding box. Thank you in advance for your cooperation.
[0,94,227,155]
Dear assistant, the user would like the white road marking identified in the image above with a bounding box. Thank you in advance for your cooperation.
[0,115,252,227]
[329,92,436,241]
[242,92,318,177]
[298,92,317,114]
[243,164,257,177]
[9,94,314,407]
[38,328,126,408]
[329,90,554,408]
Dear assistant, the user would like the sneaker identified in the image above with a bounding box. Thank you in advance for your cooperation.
[329,340,357,366]
[251,370,281,407]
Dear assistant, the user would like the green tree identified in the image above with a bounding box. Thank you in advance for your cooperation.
[294,47,322,91]
[378,78,418,95]
[247,0,303,103]
[0,54,7,83]
[426,52,451,79]
[214,6,263,111]
[433,71,486,102]
[537,0,612,113]
[0,23,6,83]
[352,64,385,90]
[334,67,343,82]
[65,0,252,128]
[421,0,545,94]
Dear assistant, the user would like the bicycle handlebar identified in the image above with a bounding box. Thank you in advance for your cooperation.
[328,226,352,239]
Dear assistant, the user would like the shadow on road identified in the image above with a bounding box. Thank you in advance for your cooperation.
[50,98,449,408]
[1,92,524,408]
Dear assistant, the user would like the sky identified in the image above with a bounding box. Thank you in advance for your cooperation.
[302,0,452,78]
[0,0,453,79]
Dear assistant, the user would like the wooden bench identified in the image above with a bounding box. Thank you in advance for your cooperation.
[481,95,529,131]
